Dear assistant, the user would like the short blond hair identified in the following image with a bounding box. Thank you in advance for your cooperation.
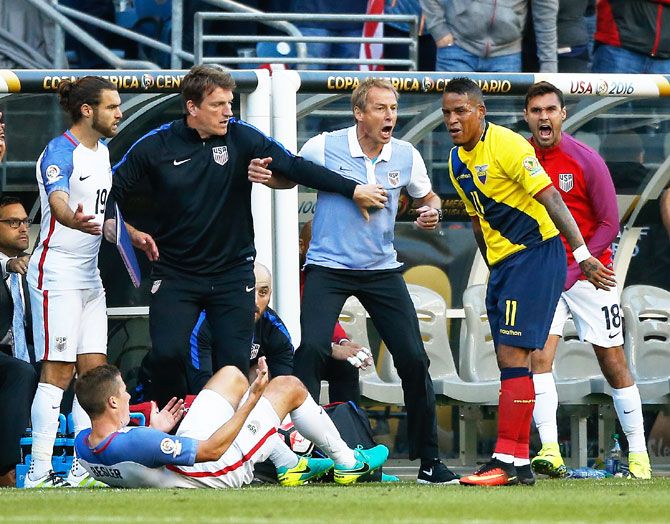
[351,78,399,115]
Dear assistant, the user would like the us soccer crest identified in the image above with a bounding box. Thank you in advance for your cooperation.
[474,164,488,184]
[387,170,400,187]
[212,146,229,166]
[558,173,574,192]
[55,336,67,352]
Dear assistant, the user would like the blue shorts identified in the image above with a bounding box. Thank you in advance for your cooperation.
[486,236,566,351]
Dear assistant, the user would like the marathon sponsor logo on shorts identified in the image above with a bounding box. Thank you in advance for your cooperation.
[212,146,228,166]
[45,165,62,183]
[522,156,543,177]
[499,328,523,336]
[387,170,400,187]
[250,343,260,360]
[246,420,259,435]
[151,280,162,294]
[475,164,488,184]
[55,336,67,352]
[160,437,183,457]
[558,173,574,192]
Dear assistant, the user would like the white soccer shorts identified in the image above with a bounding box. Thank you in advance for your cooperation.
[173,389,280,488]
[549,279,624,347]
[30,286,108,362]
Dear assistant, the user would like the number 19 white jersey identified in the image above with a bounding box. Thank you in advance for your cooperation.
[28,130,112,291]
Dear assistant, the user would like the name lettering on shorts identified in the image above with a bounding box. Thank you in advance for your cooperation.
[89,465,123,479]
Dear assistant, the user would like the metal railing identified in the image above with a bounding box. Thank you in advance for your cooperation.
[18,1,418,71]
[194,12,419,70]
[25,0,160,69]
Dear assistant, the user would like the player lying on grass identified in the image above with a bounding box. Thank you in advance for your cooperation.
[73,358,387,488]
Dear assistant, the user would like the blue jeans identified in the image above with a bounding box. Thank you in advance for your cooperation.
[435,44,521,72]
[592,44,670,74]
[296,26,362,70]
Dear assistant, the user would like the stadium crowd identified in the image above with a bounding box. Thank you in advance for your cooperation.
[1,0,670,489]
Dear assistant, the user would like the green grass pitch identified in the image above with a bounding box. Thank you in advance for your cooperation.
[2,478,670,523]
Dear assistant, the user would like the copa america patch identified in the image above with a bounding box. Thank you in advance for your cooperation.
[212,146,229,166]
[45,165,62,183]
[387,170,400,187]
[558,173,574,192]
[160,437,182,457]
[522,156,543,177]
[55,336,67,352]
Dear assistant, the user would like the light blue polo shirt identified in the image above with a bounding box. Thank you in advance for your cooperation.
[300,125,431,270]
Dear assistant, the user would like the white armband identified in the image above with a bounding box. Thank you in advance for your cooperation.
[573,245,592,264]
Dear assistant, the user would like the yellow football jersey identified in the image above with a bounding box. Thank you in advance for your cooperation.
[448,122,558,266]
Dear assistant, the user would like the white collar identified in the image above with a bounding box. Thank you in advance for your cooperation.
[347,125,393,163]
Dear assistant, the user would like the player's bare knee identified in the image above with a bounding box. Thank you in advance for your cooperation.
[595,345,634,388]
[530,351,553,373]
[76,353,107,375]
[497,344,531,369]
[207,366,248,398]
[41,361,76,389]
[267,375,307,403]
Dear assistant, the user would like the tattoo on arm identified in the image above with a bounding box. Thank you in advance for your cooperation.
[536,186,585,250]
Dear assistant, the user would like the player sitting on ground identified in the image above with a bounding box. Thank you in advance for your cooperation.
[73,358,388,488]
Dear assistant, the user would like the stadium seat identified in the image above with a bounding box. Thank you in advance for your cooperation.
[360,284,499,405]
[553,318,608,400]
[460,284,499,388]
[338,296,372,354]
[621,285,670,402]
[114,0,171,29]
[403,265,452,310]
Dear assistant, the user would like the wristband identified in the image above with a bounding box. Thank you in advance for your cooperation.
[436,208,443,222]
[573,245,591,263]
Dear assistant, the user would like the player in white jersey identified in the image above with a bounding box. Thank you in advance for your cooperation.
[74,358,389,488]
[24,77,124,488]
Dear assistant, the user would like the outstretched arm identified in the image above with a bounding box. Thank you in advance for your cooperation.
[248,157,297,189]
[534,185,615,290]
[247,156,387,220]
[195,358,269,462]
[48,191,101,235]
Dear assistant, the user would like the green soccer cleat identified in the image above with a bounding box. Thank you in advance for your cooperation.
[626,452,652,480]
[23,470,71,489]
[66,458,108,488]
[334,444,389,485]
[277,456,334,487]
[531,443,567,478]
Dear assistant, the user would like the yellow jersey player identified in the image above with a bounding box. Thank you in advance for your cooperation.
[442,77,614,486]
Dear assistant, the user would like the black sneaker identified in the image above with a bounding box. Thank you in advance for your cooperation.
[417,460,461,485]
[515,464,535,486]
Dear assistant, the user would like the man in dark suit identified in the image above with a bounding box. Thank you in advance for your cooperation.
[0,120,39,487]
